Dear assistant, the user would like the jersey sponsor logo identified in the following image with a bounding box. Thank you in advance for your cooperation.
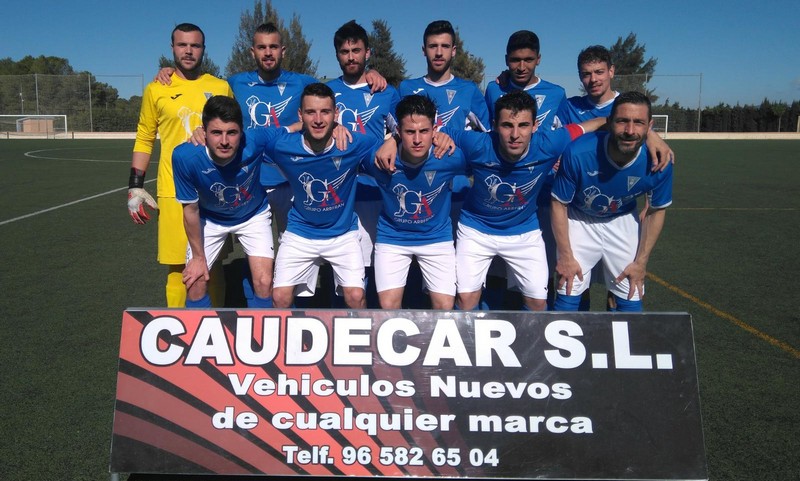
[209,173,257,210]
[170,93,183,100]
[536,109,551,127]
[446,89,457,105]
[582,185,622,215]
[392,182,446,221]
[485,173,541,208]
[627,176,641,191]
[298,170,349,207]
[435,107,459,128]
[337,103,380,134]
[178,107,202,138]
[246,95,292,128]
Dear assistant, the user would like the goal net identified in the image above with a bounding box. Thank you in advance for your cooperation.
[651,114,669,137]
[0,114,68,138]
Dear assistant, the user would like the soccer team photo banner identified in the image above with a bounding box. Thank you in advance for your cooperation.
[110,309,707,480]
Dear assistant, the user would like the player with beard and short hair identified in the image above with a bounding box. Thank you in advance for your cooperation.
[127,23,233,307]
[173,96,276,308]
[399,20,490,133]
[551,92,673,312]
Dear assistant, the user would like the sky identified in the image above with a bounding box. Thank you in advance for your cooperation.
[2,0,798,108]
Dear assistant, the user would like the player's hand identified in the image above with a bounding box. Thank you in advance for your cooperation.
[495,70,510,88]
[190,126,206,146]
[365,69,387,93]
[375,139,398,172]
[182,257,209,289]
[332,123,353,150]
[432,131,455,158]
[155,67,175,85]
[616,261,646,300]
[647,132,675,172]
[555,256,583,296]
[127,188,158,224]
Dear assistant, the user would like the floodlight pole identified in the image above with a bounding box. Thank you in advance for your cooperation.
[35,73,40,114]
[88,73,94,132]
[19,92,23,114]
[696,73,703,133]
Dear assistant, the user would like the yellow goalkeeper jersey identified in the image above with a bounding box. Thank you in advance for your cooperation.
[133,73,233,197]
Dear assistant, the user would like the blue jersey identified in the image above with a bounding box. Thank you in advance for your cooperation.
[399,76,490,132]
[327,77,399,141]
[227,69,317,187]
[263,130,380,239]
[450,127,578,235]
[556,93,618,124]
[361,148,468,245]
[173,129,271,226]
[552,131,673,218]
[485,77,567,131]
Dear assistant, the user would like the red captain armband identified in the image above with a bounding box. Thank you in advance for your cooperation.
[129,168,146,189]
[565,123,584,140]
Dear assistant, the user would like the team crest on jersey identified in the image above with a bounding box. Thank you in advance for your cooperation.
[246,95,292,128]
[534,95,545,109]
[484,173,541,207]
[298,170,349,207]
[337,103,380,134]
[204,92,213,100]
[277,82,287,96]
[627,176,641,191]
[435,107,459,128]
[392,182,445,220]
[332,157,343,170]
[445,89,457,105]
[363,93,373,107]
[424,170,437,187]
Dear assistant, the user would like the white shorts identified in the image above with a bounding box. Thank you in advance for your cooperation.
[455,223,549,300]
[556,209,642,300]
[274,230,365,297]
[187,207,274,268]
[374,241,456,296]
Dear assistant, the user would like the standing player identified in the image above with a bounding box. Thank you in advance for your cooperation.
[174,96,275,308]
[362,95,466,309]
[265,83,388,309]
[485,30,566,131]
[127,23,233,307]
[551,92,673,312]
[399,20,490,132]
[557,45,618,125]
[447,91,605,311]
[327,20,400,307]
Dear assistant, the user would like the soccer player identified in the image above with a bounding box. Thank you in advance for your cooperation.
[266,83,388,309]
[362,95,466,309]
[127,23,233,307]
[327,20,401,307]
[446,91,605,311]
[557,45,618,124]
[551,91,673,312]
[485,30,567,131]
[174,96,275,308]
[399,20,490,132]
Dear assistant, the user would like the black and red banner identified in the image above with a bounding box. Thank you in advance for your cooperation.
[111,309,707,480]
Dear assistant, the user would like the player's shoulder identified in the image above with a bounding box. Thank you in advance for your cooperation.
[564,130,605,156]
[536,78,566,94]
[173,141,205,161]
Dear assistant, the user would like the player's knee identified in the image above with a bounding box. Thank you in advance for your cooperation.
[272,288,293,308]
[344,288,366,309]
[456,292,480,311]
[522,297,547,311]
[251,272,273,299]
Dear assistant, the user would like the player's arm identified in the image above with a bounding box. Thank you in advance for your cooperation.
[181,202,209,289]
[646,130,674,172]
[551,198,583,296]
[127,88,160,224]
[616,206,667,300]
[154,67,175,85]
[364,69,387,93]
[374,133,399,172]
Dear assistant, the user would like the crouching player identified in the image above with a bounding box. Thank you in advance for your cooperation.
[551,91,673,311]
[362,95,466,309]
[173,96,276,308]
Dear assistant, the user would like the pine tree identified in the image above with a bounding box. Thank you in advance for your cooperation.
[451,29,485,86]
[367,19,406,87]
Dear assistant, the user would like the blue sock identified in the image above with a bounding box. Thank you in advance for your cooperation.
[579,292,591,310]
[553,294,582,311]
[186,293,212,308]
[614,296,642,312]
[241,264,254,302]
[247,294,273,308]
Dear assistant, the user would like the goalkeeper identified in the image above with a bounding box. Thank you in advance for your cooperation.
[127,23,232,307]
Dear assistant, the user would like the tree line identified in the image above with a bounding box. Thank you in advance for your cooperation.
[0,1,796,133]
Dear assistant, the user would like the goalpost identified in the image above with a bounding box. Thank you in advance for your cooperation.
[0,114,68,139]
[651,114,669,138]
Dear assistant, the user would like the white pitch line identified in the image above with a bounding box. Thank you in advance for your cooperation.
[0,179,156,226]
